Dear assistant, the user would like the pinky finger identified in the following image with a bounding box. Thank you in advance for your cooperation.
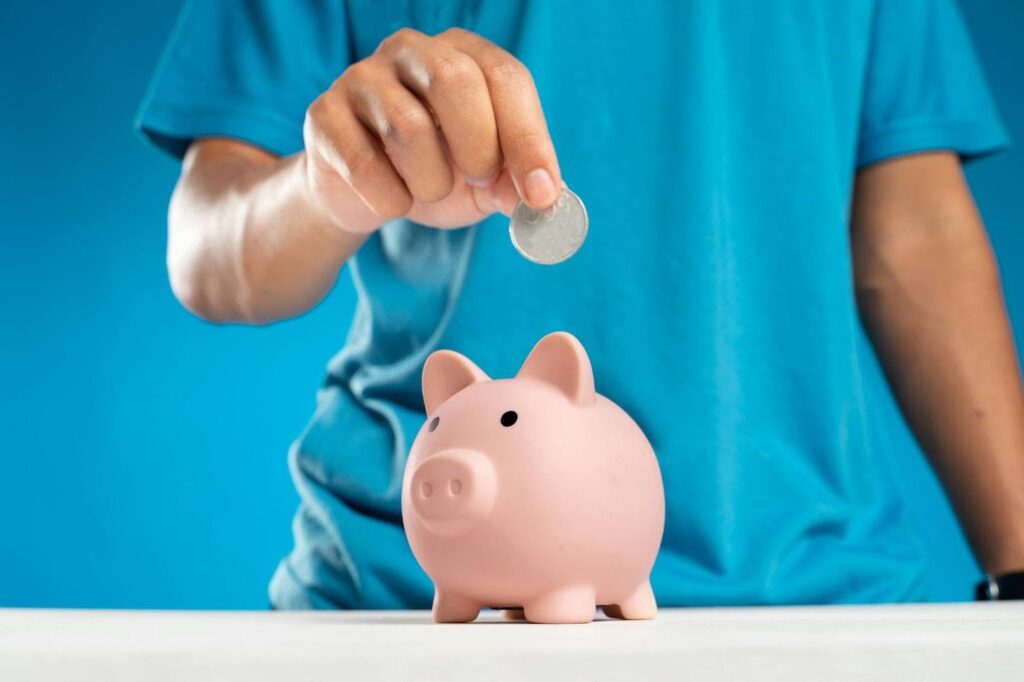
[306,103,412,219]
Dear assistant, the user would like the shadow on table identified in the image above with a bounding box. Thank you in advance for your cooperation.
[301,610,626,626]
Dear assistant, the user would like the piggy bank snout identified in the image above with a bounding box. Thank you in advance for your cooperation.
[409,450,496,535]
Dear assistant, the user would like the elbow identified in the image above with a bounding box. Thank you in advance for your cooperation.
[166,178,227,322]
[167,240,230,324]
[167,233,286,325]
[166,237,276,325]
[165,148,272,325]
[166,199,248,324]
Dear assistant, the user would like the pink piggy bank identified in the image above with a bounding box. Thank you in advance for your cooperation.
[402,332,665,624]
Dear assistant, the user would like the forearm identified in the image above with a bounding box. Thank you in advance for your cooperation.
[168,139,377,324]
[166,29,564,324]
[852,153,1024,574]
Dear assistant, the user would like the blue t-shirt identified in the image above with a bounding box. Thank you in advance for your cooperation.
[138,0,1007,608]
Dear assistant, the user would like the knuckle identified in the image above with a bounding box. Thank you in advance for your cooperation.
[305,93,334,126]
[429,54,479,92]
[340,60,375,87]
[338,143,379,182]
[484,58,530,86]
[383,102,433,142]
[379,27,419,53]
[303,99,339,151]
[438,26,470,40]
[302,112,320,150]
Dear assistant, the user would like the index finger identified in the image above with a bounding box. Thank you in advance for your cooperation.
[438,28,562,209]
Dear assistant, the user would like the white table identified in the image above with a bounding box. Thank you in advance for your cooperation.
[2,604,1023,681]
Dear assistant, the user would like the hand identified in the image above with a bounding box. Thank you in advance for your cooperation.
[303,27,562,233]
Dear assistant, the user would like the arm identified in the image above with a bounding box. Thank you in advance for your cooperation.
[168,140,370,324]
[168,28,560,324]
[851,151,1024,575]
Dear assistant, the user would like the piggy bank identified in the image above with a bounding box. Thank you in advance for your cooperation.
[401,332,665,624]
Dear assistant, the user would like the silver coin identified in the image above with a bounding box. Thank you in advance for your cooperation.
[509,187,588,265]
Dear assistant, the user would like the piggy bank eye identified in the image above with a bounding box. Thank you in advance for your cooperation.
[428,416,440,432]
[500,411,518,427]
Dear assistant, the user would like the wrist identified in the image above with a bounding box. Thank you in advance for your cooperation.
[297,151,385,237]
[976,570,1024,600]
[979,521,1024,577]
[976,532,1024,600]
[983,552,1024,579]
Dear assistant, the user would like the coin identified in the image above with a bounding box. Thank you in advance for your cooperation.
[509,187,588,265]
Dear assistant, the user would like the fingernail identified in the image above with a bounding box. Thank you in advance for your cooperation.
[523,168,556,207]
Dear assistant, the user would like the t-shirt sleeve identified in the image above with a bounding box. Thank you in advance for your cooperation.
[135,0,354,159]
[856,0,1009,168]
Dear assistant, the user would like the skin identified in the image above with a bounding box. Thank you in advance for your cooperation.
[851,152,1024,575]
[167,28,1024,578]
[168,28,558,324]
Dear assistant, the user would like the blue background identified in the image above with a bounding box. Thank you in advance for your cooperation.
[1,1,1021,609]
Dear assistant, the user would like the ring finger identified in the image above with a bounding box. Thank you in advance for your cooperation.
[348,73,454,203]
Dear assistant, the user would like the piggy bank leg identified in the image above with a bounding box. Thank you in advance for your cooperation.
[602,581,657,620]
[501,608,526,621]
[523,585,596,624]
[432,590,481,623]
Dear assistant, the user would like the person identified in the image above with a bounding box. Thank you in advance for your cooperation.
[137,0,1024,609]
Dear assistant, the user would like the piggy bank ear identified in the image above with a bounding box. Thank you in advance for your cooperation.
[422,350,490,414]
[516,332,595,405]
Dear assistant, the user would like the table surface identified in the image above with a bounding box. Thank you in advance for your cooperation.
[2,603,1024,681]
